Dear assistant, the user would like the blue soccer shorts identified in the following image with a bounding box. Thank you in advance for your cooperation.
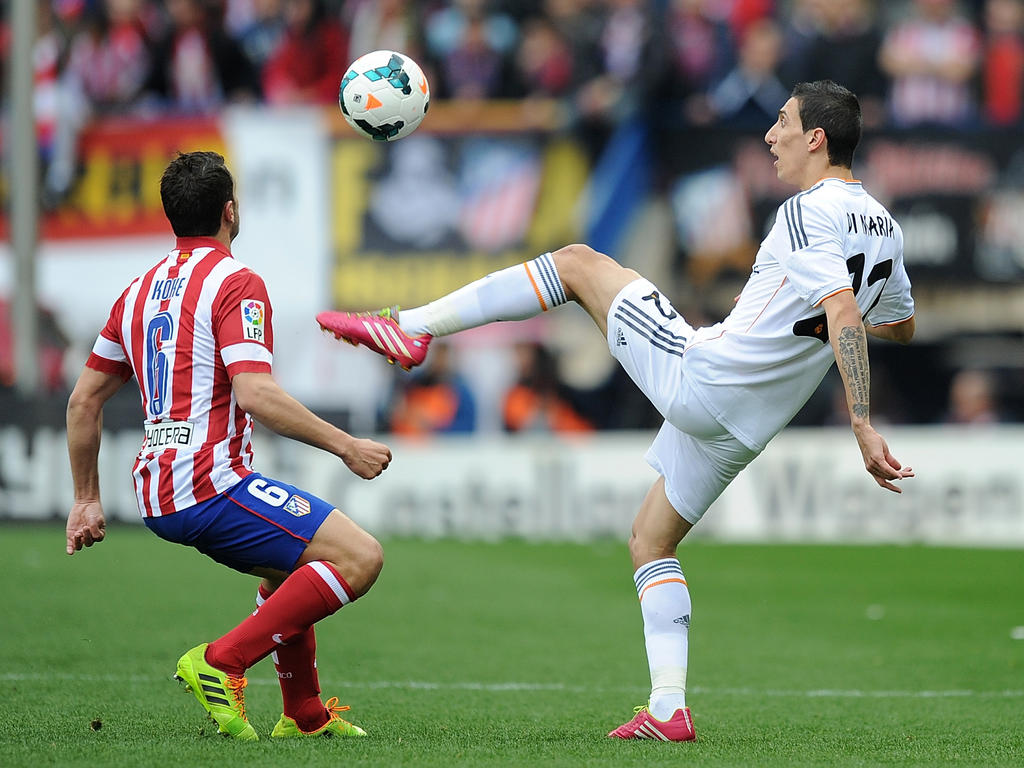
[143,473,336,574]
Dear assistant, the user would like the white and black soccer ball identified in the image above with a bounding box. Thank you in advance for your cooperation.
[339,50,430,142]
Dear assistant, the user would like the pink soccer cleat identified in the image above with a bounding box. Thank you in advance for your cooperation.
[607,705,696,742]
[317,306,431,371]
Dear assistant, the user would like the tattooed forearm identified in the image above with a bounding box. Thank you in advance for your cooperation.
[837,324,870,421]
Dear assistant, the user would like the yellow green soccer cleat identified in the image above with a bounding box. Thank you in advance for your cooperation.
[271,697,367,738]
[173,643,258,741]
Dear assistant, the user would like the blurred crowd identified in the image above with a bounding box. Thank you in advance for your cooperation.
[2,0,1022,431]
[5,0,1024,204]
[378,335,1024,435]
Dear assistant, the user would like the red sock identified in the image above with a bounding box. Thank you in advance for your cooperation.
[255,584,330,731]
[274,628,329,730]
[206,561,354,676]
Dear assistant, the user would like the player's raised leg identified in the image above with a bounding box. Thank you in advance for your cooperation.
[608,477,697,742]
[316,244,641,367]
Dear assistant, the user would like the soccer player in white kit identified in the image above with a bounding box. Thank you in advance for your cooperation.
[318,80,917,741]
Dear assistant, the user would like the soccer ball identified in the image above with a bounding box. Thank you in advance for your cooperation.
[339,50,430,142]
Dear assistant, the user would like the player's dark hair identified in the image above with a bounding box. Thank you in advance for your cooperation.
[159,151,234,237]
[791,80,861,169]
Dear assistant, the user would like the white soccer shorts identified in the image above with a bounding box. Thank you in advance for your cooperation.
[606,278,758,523]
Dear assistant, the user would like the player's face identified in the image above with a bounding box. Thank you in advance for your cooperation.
[764,97,806,186]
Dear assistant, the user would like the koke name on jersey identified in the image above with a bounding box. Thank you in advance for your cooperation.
[150,276,188,301]
[846,212,895,238]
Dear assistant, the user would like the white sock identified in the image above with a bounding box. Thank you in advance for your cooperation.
[634,557,689,720]
[398,252,567,336]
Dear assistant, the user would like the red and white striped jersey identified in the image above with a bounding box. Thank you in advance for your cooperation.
[86,236,274,517]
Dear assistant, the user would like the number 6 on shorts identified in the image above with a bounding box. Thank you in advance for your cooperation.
[247,478,289,507]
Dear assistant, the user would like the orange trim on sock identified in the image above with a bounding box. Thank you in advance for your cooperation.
[523,263,548,311]
[638,577,688,602]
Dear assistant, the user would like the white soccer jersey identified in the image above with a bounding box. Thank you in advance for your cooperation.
[86,237,274,517]
[683,177,914,451]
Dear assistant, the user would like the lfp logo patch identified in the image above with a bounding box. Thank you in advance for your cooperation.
[241,300,265,342]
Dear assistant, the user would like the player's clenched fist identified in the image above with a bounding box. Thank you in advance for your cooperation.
[66,500,107,555]
[341,437,393,479]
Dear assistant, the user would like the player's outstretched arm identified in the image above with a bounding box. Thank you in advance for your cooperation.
[822,290,915,493]
[231,372,391,479]
[66,367,125,554]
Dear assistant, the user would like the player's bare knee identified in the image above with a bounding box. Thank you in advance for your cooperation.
[627,531,640,560]
[554,243,640,300]
[554,242,604,264]
[552,244,608,295]
[629,529,676,567]
[364,536,385,584]
[345,536,385,598]
[628,529,657,564]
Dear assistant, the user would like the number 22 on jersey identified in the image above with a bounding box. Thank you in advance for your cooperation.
[792,253,892,343]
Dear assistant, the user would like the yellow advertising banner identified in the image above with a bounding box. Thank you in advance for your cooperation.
[328,131,589,308]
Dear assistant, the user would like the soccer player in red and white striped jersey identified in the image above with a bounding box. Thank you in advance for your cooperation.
[66,151,391,740]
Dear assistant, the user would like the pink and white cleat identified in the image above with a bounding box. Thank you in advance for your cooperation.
[316,306,431,371]
[607,705,696,742]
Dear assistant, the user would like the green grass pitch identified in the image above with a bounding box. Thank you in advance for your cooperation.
[1,524,1022,767]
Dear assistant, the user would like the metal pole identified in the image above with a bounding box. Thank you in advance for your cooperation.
[9,0,41,394]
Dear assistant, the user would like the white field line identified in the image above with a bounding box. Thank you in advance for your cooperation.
[0,672,1021,699]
